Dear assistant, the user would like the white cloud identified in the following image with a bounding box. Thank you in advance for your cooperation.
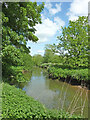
[37,50,44,55]
[54,17,65,28]
[67,0,89,21]
[35,16,65,43]
[35,18,57,43]
[45,2,61,15]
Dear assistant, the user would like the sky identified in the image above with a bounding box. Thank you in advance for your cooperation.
[27,0,89,56]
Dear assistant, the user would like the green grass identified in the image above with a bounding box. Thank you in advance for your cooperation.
[2,83,81,119]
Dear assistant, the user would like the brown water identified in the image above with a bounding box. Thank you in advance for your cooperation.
[22,67,89,118]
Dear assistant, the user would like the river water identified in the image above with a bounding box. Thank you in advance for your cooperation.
[21,67,89,118]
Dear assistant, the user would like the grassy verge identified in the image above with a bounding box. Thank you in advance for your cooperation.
[2,83,81,119]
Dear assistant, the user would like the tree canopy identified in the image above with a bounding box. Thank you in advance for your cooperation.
[2,2,44,52]
[43,44,61,63]
[2,2,44,82]
[56,16,88,67]
[32,54,44,66]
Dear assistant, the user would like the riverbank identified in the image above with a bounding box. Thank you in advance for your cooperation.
[2,83,82,119]
[40,63,89,90]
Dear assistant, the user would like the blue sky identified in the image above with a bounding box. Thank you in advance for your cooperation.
[27,0,89,56]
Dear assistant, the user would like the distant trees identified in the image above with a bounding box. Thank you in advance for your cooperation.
[43,49,54,63]
[33,54,44,66]
[43,44,61,63]
[22,53,33,70]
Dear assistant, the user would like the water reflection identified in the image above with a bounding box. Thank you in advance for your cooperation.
[23,67,89,118]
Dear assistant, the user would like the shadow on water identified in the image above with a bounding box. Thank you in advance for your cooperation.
[21,67,89,118]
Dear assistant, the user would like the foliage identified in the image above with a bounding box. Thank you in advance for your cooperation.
[2,45,23,66]
[2,4,88,119]
[32,54,44,66]
[42,16,88,87]
[22,53,34,71]
[2,2,44,44]
[43,48,53,63]
[2,2,44,83]
[43,45,61,63]
[3,66,29,84]
[56,16,88,67]
[2,45,25,83]
[40,63,63,68]
[2,83,81,119]
[48,66,88,82]
[2,46,33,83]
[40,63,52,68]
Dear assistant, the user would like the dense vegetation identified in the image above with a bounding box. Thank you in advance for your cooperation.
[40,63,89,88]
[32,54,44,66]
[39,16,89,88]
[42,16,88,68]
[1,1,88,119]
[48,67,88,82]
[40,63,88,82]
[2,83,82,119]
[57,16,88,68]
[2,2,44,83]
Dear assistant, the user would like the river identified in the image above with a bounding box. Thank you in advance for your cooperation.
[20,67,89,118]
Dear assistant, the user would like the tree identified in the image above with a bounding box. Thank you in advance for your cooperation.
[22,53,33,71]
[2,2,44,82]
[33,54,44,66]
[57,16,88,67]
[43,48,54,63]
[43,44,63,63]
[2,2,44,52]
